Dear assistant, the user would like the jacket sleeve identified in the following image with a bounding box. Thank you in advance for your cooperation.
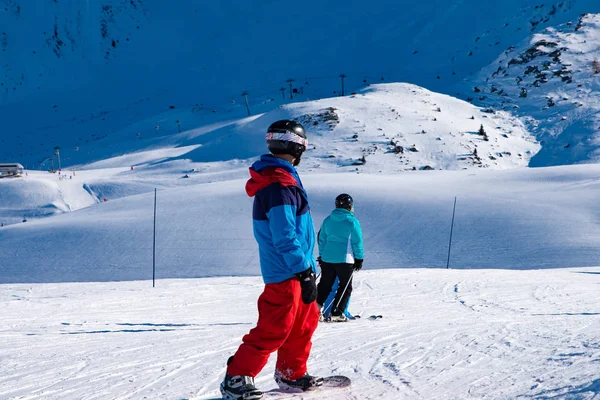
[351,217,364,260]
[318,222,328,257]
[266,187,309,275]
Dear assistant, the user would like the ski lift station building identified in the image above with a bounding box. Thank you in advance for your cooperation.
[0,163,24,177]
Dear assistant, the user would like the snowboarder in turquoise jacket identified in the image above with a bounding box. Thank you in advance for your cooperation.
[316,193,364,322]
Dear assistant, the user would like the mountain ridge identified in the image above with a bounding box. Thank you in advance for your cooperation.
[1,0,598,168]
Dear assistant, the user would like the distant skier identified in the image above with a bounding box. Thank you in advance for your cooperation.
[220,120,323,400]
[316,194,364,322]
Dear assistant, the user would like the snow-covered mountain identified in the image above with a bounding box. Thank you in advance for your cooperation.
[467,13,600,166]
[0,83,542,226]
[287,84,539,172]
[80,83,541,172]
[1,0,598,169]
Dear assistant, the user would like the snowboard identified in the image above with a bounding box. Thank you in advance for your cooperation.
[265,375,351,397]
[320,375,351,388]
[201,376,351,400]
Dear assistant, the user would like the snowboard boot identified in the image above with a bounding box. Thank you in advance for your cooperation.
[274,370,324,392]
[329,313,348,322]
[220,372,263,400]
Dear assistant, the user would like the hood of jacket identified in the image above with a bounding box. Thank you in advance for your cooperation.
[245,154,300,197]
[329,208,354,221]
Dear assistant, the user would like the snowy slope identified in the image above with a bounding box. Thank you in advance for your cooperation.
[2,159,600,399]
[467,13,600,166]
[2,163,600,283]
[2,268,600,399]
[2,164,600,400]
[1,0,598,168]
[0,171,97,225]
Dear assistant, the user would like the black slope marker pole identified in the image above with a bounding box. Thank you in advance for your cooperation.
[153,188,157,287]
[446,197,457,269]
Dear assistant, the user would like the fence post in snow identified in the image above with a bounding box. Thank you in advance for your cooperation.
[446,197,457,269]
[153,188,157,287]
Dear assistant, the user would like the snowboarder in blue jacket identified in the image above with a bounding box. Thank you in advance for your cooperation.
[220,120,323,400]
[316,193,364,322]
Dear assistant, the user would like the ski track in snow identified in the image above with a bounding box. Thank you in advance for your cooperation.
[2,268,600,399]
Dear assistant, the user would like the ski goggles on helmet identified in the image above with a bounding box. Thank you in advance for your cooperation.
[266,131,309,147]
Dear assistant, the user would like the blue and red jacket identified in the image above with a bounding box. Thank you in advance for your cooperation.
[245,154,317,284]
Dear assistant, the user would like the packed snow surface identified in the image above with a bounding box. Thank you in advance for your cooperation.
[2,268,600,399]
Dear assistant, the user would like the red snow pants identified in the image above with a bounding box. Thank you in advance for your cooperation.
[227,277,319,380]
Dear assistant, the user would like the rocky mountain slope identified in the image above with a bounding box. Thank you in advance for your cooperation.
[467,13,600,166]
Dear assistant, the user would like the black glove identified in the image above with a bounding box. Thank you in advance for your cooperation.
[296,267,317,304]
[353,259,363,271]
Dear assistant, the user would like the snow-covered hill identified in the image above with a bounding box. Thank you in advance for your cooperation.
[468,13,600,166]
[2,163,600,283]
[73,83,540,172]
[1,0,598,169]
[0,171,95,225]
[285,83,539,171]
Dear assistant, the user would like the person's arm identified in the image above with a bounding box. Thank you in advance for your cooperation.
[318,221,328,258]
[266,186,310,275]
[351,217,364,260]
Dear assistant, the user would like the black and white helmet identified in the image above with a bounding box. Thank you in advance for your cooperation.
[335,193,354,209]
[266,120,308,160]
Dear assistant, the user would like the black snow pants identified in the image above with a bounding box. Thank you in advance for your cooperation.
[316,261,354,316]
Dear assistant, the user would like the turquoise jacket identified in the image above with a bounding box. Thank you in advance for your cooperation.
[318,208,364,264]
